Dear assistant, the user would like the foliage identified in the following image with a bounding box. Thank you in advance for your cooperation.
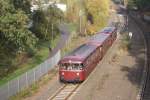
[84,0,110,35]
[0,0,38,52]
[0,0,38,78]
[11,0,31,14]
[31,5,64,41]
[127,0,150,10]
[136,0,150,10]
[120,33,131,50]
[66,0,80,23]
[62,0,110,35]
[0,5,38,53]
[127,0,137,9]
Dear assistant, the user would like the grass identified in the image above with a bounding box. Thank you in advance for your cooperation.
[0,34,60,86]
[119,33,131,51]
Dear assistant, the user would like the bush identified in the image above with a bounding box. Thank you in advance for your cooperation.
[120,34,131,50]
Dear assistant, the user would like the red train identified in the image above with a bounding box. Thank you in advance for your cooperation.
[58,27,117,82]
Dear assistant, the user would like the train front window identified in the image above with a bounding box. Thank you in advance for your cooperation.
[60,63,83,70]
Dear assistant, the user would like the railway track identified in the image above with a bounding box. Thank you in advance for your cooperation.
[48,84,80,100]
[140,32,150,100]
[129,11,150,100]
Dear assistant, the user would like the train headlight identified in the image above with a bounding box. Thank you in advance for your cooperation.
[62,72,64,75]
[76,73,79,76]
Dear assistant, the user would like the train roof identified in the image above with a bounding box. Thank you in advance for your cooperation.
[88,33,109,46]
[100,27,116,34]
[60,44,97,63]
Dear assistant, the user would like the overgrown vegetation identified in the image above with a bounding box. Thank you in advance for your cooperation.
[0,0,63,82]
[120,33,131,51]
[0,35,60,86]
[31,5,64,41]
[127,0,150,10]
[84,0,110,35]
[63,0,110,35]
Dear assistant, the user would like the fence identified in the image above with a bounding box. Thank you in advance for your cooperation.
[0,50,61,100]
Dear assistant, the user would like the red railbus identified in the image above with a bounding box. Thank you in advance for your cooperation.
[88,33,111,56]
[58,27,117,83]
[100,27,117,43]
[59,44,99,82]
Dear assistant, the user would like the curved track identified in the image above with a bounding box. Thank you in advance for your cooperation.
[140,32,150,100]
[48,84,80,100]
[129,11,150,100]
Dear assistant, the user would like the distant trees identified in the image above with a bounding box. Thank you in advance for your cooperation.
[61,0,110,35]
[127,0,136,9]
[84,0,110,34]
[136,0,150,10]
[127,0,150,10]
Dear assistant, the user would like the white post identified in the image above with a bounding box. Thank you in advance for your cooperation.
[129,32,133,39]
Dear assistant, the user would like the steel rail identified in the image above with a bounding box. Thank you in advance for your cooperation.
[48,84,80,100]
[129,12,150,100]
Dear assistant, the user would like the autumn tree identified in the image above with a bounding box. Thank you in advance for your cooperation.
[84,0,110,35]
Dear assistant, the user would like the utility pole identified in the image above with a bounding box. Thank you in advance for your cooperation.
[79,10,82,34]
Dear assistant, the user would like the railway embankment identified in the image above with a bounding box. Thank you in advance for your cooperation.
[70,13,146,100]
[129,10,150,100]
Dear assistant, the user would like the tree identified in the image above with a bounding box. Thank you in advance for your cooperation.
[84,0,110,34]
[127,0,136,9]
[136,0,150,10]
[0,0,37,53]
[127,0,150,10]
[0,0,38,75]
[31,5,64,41]
[11,0,31,14]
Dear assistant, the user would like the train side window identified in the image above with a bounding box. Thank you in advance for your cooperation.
[60,64,66,69]
[79,64,84,70]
